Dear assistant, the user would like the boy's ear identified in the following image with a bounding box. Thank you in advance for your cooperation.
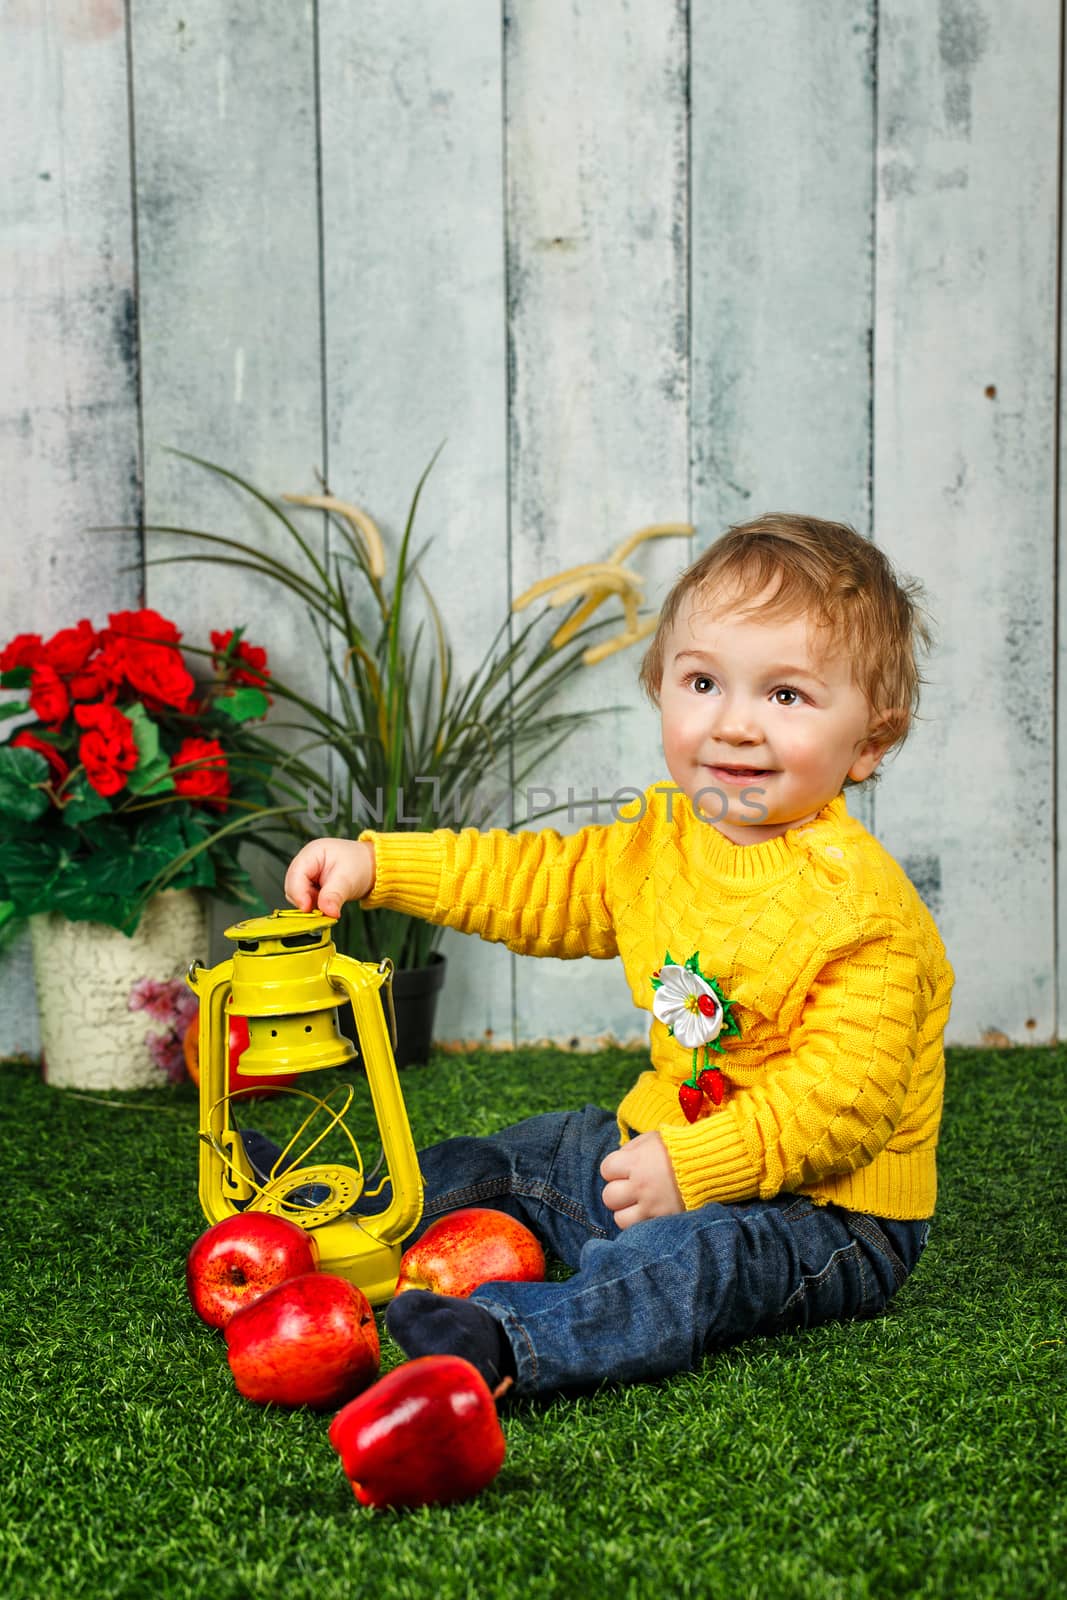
[848,710,900,782]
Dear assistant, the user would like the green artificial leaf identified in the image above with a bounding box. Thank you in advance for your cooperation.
[63,775,112,826]
[0,746,50,822]
[126,702,158,752]
[40,872,107,922]
[0,702,29,722]
[45,877,135,931]
[102,812,188,896]
[0,836,62,899]
[213,687,270,723]
[0,667,32,690]
[125,704,176,797]
[2,843,91,923]
[128,757,175,797]
[171,815,217,888]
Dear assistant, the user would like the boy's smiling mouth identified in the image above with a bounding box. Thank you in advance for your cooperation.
[706,763,773,783]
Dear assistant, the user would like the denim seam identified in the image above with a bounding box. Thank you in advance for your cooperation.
[845,1213,909,1289]
[474,1295,539,1391]
[779,1241,860,1315]
[511,1315,539,1388]
[422,1176,612,1239]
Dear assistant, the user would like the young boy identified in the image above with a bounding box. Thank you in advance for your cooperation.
[282,513,954,1397]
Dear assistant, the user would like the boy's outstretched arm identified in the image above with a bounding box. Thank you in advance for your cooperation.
[285,837,377,920]
[354,821,620,962]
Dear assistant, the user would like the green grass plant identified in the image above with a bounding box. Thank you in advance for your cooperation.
[138,452,634,970]
[0,1045,1063,1599]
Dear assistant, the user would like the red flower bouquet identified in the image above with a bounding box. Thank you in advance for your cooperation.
[0,610,284,938]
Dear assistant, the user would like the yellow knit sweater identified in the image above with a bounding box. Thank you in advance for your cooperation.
[360,785,954,1220]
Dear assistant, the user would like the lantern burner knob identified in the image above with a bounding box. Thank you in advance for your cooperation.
[249,1162,365,1229]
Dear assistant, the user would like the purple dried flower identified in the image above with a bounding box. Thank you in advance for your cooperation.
[128,976,185,1021]
[129,976,198,1083]
[145,1027,186,1084]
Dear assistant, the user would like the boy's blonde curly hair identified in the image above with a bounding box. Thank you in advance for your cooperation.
[638,514,934,780]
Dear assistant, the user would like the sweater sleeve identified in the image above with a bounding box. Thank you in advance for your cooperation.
[357,822,620,960]
[659,921,923,1210]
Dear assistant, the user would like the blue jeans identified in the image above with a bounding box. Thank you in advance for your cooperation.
[407,1104,930,1398]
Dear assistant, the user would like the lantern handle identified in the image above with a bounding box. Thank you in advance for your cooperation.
[377,957,398,1051]
[326,954,423,1246]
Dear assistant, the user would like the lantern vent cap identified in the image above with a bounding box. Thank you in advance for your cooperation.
[224,909,335,950]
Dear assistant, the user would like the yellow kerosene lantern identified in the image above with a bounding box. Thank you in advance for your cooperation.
[187,909,423,1305]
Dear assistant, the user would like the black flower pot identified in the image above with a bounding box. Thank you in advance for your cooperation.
[338,952,446,1070]
[388,952,447,1069]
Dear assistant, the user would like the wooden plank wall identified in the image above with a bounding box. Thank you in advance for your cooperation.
[0,1,1060,1055]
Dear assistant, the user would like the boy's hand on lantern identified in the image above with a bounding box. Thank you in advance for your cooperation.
[284,838,376,920]
[599,1131,683,1229]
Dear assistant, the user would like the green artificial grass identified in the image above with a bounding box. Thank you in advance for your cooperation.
[0,1045,1064,1600]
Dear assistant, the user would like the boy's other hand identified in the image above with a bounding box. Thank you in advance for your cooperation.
[600,1131,684,1229]
[284,838,376,920]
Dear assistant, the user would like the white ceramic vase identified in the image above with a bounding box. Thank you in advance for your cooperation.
[30,890,210,1090]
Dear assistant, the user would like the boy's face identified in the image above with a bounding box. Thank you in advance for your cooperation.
[658,584,885,845]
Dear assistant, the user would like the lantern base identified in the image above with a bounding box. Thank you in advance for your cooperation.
[310,1223,404,1307]
[218,1127,409,1304]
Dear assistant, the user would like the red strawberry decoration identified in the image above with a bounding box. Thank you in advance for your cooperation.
[697,1067,726,1105]
[652,950,740,1125]
[678,1083,704,1124]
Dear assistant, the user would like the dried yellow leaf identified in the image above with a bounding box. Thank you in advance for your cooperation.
[283,493,387,581]
[609,522,695,564]
[582,616,657,666]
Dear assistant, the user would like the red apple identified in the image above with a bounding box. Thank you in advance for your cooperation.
[329,1354,506,1509]
[396,1207,545,1298]
[183,1011,299,1098]
[225,1272,380,1409]
[186,1211,318,1329]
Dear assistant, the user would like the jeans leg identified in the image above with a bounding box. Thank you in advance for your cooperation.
[409,1104,623,1266]
[471,1194,924,1397]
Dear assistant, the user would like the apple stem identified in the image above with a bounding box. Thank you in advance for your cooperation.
[491,1376,513,1402]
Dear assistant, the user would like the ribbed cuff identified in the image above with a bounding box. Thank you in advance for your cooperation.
[357,830,448,920]
[802,1149,937,1221]
[660,1112,761,1210]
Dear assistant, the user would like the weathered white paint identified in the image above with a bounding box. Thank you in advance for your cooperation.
[0,2,140,1056]
[318,0,514,1048]
[505,0,690,1048]
[129,0,327,969]
[690,0,878,837]
[874,0,1059,1045]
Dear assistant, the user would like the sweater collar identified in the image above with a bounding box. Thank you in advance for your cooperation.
[683,792,850,883]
